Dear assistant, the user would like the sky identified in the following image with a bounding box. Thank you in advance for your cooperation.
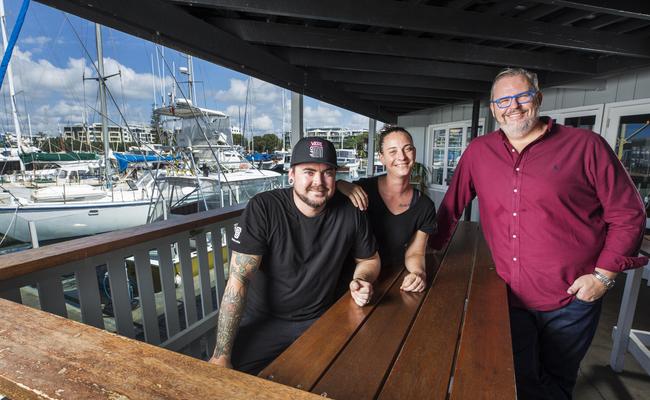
[0,0,374,137]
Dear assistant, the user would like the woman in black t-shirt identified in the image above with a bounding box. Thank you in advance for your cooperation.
[338,127,436,292]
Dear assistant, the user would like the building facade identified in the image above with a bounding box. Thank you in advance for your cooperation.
[62,123,156,144]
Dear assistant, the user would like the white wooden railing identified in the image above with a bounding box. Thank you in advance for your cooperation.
[0,203,245,358]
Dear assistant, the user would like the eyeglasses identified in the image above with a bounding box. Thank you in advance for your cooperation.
[491,90,537,109]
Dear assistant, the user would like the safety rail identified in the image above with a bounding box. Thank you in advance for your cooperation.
[0,203,245,358]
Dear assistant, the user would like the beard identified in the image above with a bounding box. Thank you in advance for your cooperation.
[295,186,329,209]
[498,109,539,139]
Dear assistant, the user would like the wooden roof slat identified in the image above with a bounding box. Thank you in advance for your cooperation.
[532,0,650,21]
[210,17,597,74]
[271,47,500,81]
[314,69,490,92]
[185,0,650,57]
[341,84,478,99]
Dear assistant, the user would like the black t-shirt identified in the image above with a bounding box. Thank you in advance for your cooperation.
[356,176,436,267]
[230,188,376,321]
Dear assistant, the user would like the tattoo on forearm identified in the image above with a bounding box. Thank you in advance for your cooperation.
[214,283,246,359]
[213,252,260,359]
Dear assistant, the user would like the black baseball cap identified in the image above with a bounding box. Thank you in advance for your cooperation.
[290,137,338,168]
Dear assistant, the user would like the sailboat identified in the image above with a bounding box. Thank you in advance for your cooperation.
[0,23,281,244]
[0,21,168,244]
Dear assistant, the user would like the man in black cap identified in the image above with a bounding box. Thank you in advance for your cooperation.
[208,137,380,375]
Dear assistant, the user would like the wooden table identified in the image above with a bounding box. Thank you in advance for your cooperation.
[0,299,319,399]
[261,221,516,399]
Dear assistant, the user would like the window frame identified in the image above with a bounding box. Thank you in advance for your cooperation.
[425,119,485,190]
[542,104,605,135]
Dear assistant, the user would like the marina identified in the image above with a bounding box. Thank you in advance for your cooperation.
[1,1,650,399]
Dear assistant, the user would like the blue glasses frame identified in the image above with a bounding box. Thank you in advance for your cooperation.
[491,90,537,109]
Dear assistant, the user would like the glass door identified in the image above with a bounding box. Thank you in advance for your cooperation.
[603,100,650,224]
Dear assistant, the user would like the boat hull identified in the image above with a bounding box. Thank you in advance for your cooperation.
[0,201,152,243]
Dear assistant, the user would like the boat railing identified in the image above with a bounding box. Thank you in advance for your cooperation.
[0,203,245,359]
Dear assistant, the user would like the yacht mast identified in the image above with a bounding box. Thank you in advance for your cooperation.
[187,54,195,104]
[95,23,112,187]
[0,0,23,159]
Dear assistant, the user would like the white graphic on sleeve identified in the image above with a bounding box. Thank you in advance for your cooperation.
[232,226,242,244]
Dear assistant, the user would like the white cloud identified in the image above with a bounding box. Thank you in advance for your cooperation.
[215,77,281,104]
[1,48,168,134]
[350,114,370,129]
[21,36,51,47]
[303,105,342,128]
[215,78,248,103]
[252,114,273,131]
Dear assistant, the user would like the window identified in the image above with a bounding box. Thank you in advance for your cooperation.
[543,105,604,134]
[427,120,483,188]
[564,115,596,130]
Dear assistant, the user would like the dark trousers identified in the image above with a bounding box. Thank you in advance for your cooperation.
[509,298,602,400]
[231,314,317,376]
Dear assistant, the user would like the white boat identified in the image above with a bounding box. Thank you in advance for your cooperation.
[336,149,361,171]
[0,164,282,243]
[154,98,246,170]
[0,172,159,243]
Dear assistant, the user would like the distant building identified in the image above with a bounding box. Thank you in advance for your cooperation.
[62,123,156,144]
[304,127,362,149]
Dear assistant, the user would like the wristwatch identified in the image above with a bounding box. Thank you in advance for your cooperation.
[592,270,615,290]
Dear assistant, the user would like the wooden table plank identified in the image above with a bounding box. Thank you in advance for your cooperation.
[0,299,320,400]
[310,269,426,399]
[377,223,479,400]
[260,264,404,389]
[450,229,516,399]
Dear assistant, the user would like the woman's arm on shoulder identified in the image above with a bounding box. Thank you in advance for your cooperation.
[337,179,369,210]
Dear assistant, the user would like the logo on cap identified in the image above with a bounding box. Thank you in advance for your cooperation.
[309,141,324,158]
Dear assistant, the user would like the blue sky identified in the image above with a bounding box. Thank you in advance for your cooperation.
[0,0,373,137]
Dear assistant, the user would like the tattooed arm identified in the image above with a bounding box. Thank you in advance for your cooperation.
[208,251,262,368]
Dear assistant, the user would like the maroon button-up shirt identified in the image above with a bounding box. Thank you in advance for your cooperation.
[431,118,648,311]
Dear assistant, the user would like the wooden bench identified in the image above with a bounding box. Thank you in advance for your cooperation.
[261,221,516,399]
[0,297,320,399]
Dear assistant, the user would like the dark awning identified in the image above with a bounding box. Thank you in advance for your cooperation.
[36,0,650,123]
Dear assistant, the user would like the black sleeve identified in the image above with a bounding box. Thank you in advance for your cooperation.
[230,195,268,255]
[352,209,377,259]
[418,196,437,235]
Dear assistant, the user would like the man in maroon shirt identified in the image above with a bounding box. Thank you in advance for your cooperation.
[430,68,647,400]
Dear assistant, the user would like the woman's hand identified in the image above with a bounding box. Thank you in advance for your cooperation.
[337,180,369,210]
[400,272,426,292]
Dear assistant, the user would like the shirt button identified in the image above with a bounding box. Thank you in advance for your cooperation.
[514,189,518,193]
[516,167,520,171]
[513,212,517,216]
[513,234,517,238]
[511,148,515,152]
[513,257,517,261]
